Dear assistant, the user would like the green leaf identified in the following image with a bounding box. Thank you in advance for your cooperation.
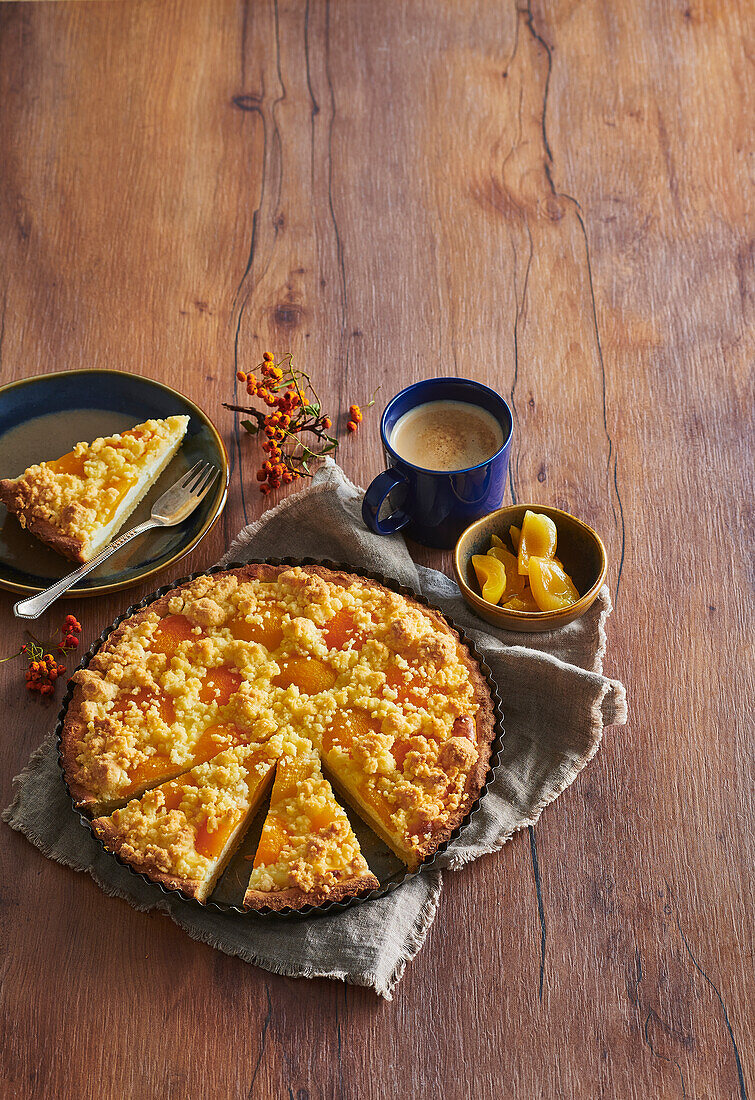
[303,403,320,416]
[241,420,259,434]
[324,434,339,446]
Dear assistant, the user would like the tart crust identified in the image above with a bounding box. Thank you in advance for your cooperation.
[62,563,498,907]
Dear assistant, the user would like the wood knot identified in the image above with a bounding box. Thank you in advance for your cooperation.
[537,463,546,483]
[274,212,285,231]
[232,93,262,112]
[272,303,304,329]
[544,196,564,221]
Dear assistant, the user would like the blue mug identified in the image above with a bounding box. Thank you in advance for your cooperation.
[362,377,513,549]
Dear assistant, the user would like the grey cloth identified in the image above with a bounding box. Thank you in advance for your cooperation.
[3,461,627,999]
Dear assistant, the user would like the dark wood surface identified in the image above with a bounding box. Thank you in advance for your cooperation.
[0,2,752,1097]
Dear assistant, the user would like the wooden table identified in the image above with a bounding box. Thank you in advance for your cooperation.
[1,2,752,1097]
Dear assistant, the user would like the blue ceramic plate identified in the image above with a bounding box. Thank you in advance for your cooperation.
[0,370,229,597]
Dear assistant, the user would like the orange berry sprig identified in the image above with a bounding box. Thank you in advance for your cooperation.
[59,613,82,653]
[347,404,363,433]
[224,352,377,494]
[0,613,81,698]
[22,642,67,696]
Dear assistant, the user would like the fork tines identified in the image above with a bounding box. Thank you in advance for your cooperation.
[182,461,219,495]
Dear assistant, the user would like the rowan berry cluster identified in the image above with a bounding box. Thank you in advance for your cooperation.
[23,644,67,696]
[224,352,376,494]
[59,614,82,652]
[1,613,82,698]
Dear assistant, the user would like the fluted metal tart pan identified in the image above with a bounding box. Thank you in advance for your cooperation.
[55,557,505,919]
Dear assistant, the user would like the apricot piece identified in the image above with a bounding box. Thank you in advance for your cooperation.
[195,813,240,860]
[159,780,185,812]
[150,615,197,656]
[392,739,412,771]
[487,545,526,601]
[111,687,175,725]
[490,533,505,548]
[528,557,579,612]
[199,666,243,706]
[47,450,87,477]
[126,754,174,790]
[253,815,290,868]
[191,723,248,763]
[517,511,557,575]
[273,656,337,694]
[229,609,285,651]
[309,806,337,834]
[509,524,521,553]
[322,709,376,755]
[472,554,507,605]
[383,664,430,708]
[502,591,540,612]
[322,609,368,649]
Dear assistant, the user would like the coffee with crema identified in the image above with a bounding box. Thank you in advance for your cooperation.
[389,399,504,472]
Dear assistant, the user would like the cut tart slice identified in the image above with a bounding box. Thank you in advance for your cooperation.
[91,744,276,902]
[0,414,189,562]
[64,660,253,816]
[244,746,379,911]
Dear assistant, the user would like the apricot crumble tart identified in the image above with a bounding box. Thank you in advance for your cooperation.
[0,415,189,562]
[61,564,497,909]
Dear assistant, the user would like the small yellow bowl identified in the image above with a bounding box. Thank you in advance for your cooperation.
[453,505,608,632]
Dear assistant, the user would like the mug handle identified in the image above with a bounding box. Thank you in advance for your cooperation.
[362,468,411,535]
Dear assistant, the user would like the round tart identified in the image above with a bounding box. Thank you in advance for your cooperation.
[61,564,497,909]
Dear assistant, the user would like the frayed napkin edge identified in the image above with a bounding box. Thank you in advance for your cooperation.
[1,733,440,1001]
[440,675,625,872]
[218,477,337,567]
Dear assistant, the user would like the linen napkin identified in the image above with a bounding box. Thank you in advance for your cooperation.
[3,461,626,999]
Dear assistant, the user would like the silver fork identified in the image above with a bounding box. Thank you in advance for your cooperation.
[13,461,220,619]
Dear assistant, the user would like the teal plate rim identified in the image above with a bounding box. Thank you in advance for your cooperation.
[0,369,229,598]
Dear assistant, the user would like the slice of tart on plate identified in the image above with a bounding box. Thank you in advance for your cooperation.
[0,415,189,562]
[244,745,379,911]
[91,744,276,902]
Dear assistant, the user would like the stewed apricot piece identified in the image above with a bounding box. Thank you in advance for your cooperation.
[487,545,526,601]
[527,557,579,612]
[383,665,429,708]
[191,723,248,763]
[502,591,540,612]
[308,806,338,834]
[472,554,507,605]
[273,656,336,694]
[111,687,176,725]
[517,510,557,575]
[391,739,413,771]
[47,450,87,477]
[127,755,175,791]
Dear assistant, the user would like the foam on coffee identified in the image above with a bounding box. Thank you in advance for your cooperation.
[389,399,503,472]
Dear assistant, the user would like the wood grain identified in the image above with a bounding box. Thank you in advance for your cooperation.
[0,1,752,1097]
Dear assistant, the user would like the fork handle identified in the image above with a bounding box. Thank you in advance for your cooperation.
[13,519,160,620]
